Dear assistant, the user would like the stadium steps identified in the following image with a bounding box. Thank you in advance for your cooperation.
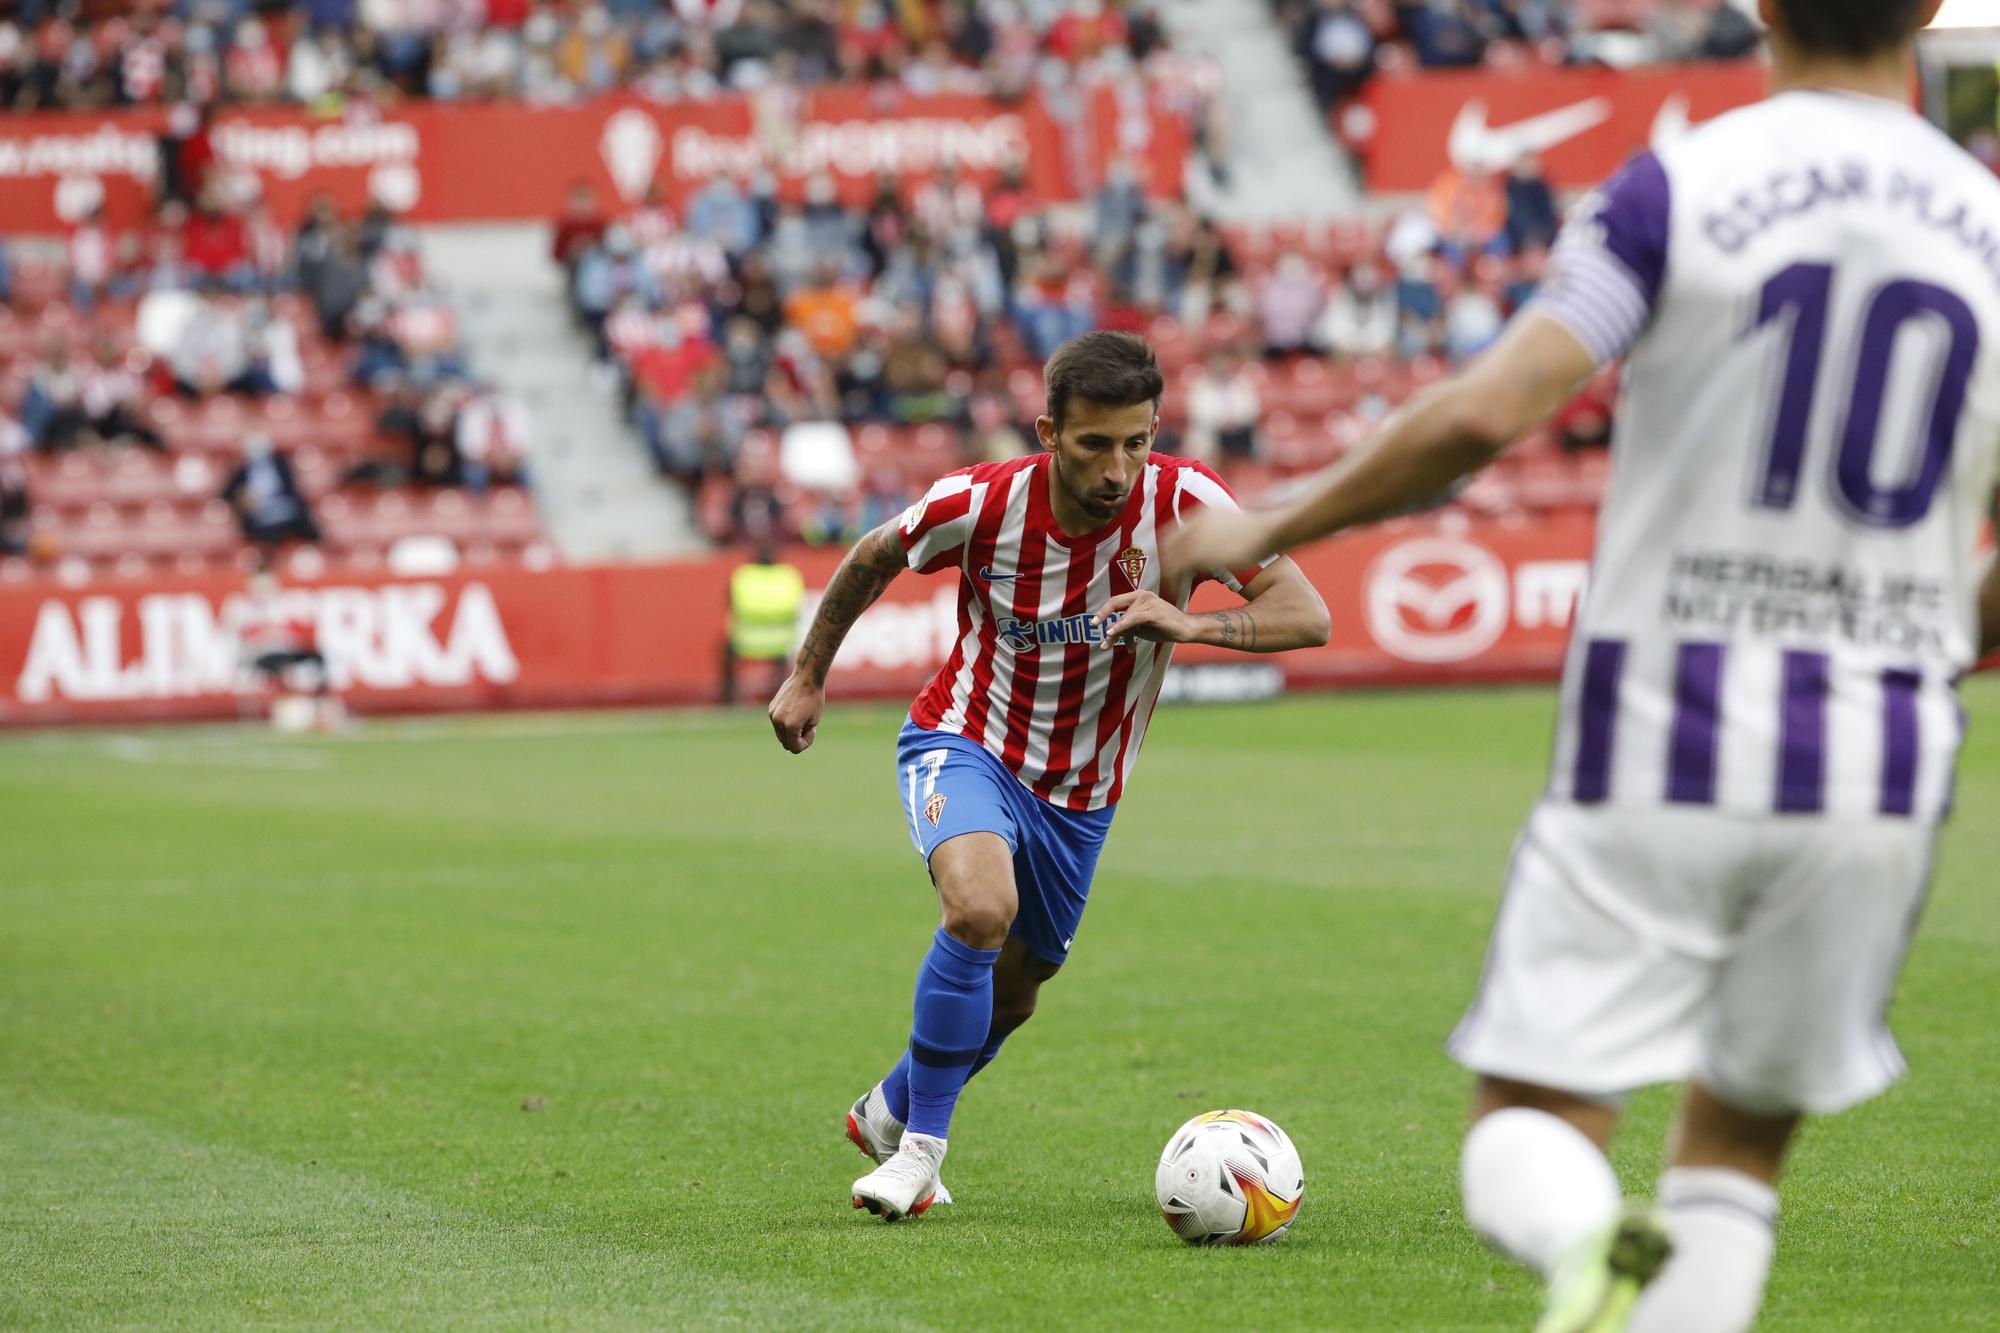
[1156,0,1357,223]
[419,223,703,562]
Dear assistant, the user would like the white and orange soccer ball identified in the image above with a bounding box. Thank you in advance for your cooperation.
[1154,1109,1304,1246]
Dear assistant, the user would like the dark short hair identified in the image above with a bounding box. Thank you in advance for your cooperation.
[1772,0,1926,58]
[1043,330,1164,433]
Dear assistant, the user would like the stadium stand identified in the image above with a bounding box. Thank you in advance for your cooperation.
[1287,0,1764,117]
[3,0,1777,578]
[0,198,547,584]
[561,157,1620,548]
[0,0,1203,112]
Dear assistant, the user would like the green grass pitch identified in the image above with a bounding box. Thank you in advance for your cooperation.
[3,684,1997,1330]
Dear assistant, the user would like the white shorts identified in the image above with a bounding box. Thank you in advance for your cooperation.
[1448,800,1938,1116]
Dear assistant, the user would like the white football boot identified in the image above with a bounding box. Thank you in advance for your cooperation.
[851,1131,947,1221]
[845,1084,953,1204]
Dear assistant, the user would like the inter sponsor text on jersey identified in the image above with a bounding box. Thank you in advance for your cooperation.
[895,451,1261,812]
[1530,90,2000,822]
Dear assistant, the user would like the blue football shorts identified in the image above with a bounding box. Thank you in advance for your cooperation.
[895,716,1116,966]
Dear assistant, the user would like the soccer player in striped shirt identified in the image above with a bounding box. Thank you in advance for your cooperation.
[1178,3,2000,1328]
[767,331,1330,1221]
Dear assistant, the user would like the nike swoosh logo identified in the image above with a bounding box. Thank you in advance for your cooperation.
[977,566,1016,581]
[1650,93,1702,147]
[1447,97,1612,171]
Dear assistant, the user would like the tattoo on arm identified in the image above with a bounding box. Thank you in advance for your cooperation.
[795,526,904,685]
[1207,609,1257,652]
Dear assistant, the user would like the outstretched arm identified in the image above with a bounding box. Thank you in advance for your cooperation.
[768,522,907,753]
[1096,558,1330,653]
[1176,314,1598,569]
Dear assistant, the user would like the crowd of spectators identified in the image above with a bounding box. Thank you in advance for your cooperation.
[1,160,531,563]
[1290,0,1763,115]
[0,0,1210,117]
[553,135,1596,545]
[552,154,1285,544]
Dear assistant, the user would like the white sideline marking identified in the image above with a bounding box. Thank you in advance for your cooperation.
[99,734,332,771]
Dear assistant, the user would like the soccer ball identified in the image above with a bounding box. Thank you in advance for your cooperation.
[1154,1109,1304,1245]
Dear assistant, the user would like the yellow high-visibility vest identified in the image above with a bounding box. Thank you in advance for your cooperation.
[729,561,805,661]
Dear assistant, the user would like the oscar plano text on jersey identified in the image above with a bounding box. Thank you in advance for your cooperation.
[0,517,1604,726]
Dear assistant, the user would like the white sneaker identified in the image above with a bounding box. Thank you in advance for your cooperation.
[851,1132,946,1221]
[845,1084,953,1205]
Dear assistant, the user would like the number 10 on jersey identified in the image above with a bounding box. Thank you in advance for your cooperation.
[1749,262,1979,529]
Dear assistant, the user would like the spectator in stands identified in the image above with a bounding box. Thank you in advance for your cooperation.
[800,173,858,267]
[0,417,29,557]
[1407,0,1491,67]
[1300,0,1376,111]
[1442,256,1506,363]
[310,224,369,341]
[1701,0,1762,58]
[172,296,276,397]
[1011,252,1095,360]
[1091,158,1149,267]
[1394,252,1447,359]
[686,175,765,261]
[770,326,843,423]
[246,203,291,291]
[1507,244,1549,311]
[1315,260,1397,362]
[68,205,114,313]
[160,102,218,208]
[453,383,533,493]
[551,180,607,291]
[1504,153,1560,255]
[574,226,648,359]
[248,298,306,395]
[784,259,863,362]
[21,343,87,452]
[557,5,632,94]
[1255,253,1327,358]
[1170,212,1241,325]
[1185,349,1261,471]
[223,433,321,550]
[882,307,952,423]
[966,391,1032,464]
[0,226,12,306]
[371,372,424,484]
[633,320,721,478]
[80,337,167,453]
[294,194,342,293]
[1427,161,1507,259]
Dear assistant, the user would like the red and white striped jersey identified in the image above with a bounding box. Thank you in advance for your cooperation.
[897,451,1263,812]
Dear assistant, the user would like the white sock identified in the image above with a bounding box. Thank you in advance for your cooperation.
[1460,1107,1622,1277]
[1628,1166,1777,1333]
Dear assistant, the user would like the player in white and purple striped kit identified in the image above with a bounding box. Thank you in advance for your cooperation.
[1180,1,1999,1328]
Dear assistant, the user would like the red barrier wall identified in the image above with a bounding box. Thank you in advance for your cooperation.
[0,85,1189,232]
[0,515,1597,726]
[1356,61,1769,192]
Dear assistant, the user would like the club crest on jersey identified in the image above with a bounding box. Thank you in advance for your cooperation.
[924,793,947,827]
[1116,546,1149,589]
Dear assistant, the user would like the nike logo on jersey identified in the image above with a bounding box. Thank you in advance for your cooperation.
[1447,98,1611,171]
[977,565,1017,581]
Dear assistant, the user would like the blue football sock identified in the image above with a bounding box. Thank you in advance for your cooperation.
[904,928,1000,1139]
[967,1030,1006,1080]
[882,1020,1006,1124]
